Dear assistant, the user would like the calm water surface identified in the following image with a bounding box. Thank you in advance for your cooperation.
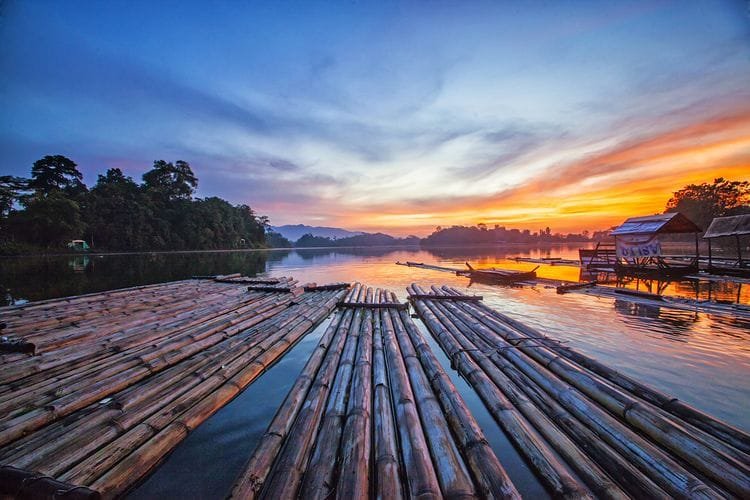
[2,245,748,499]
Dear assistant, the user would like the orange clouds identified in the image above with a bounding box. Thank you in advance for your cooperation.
[334,107,750,236]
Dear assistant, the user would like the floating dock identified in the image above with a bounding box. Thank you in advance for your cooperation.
[230,284,519,499]
[0,276,347,498]
[1,277,748,499]
[409,285,750,499]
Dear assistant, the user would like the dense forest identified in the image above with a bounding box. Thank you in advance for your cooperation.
[421,224,595,246]
[0,155,291,253]
[294,232,420,248]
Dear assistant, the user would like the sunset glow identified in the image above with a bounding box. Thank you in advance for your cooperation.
[2,1,749,235]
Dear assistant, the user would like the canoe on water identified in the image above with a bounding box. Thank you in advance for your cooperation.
[460,262,539,283]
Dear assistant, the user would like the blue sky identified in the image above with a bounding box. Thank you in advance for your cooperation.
[2,1,749,234]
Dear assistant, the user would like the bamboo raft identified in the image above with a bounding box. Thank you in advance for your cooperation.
[511,256,580,266]
[0,276,348,498]
[396,261,538,284]
[557,282,750,319]
[409,285,750,499]
[230,284,520,499]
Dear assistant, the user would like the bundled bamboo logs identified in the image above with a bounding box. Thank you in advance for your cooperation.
[230,285,521,499]
[0,277,348,498]
[409,284,750,499]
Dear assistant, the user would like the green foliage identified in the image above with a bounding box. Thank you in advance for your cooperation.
[8,192,83,247]
[666,177,750,230]
[0,175,29,219]
[142,160,198,202]
[3,156,269,252]
[422,225,589,246]
[28,155,87,198]
[265,230,293,248]
[293,232,419,248]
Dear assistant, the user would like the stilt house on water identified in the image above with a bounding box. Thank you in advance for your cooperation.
[703,214,750,277]
[609,212,701,278]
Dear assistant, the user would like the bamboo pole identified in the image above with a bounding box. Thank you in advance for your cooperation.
[379,297,442,499]
[410,285,660,499]
[0,290,296,437]
[396,291,521,500]
[257,285,364,499]
[228,286,357,498]
[62,289,345,495]
[474,302,750,455]
[384,291,478,499]
[408,286,593,499]
[427,286,721,499]
[447,288,750,498]
[299,287,368,500]
[335,288,374,500]
[371,289,405,500]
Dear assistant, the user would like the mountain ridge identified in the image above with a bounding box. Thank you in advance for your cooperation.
[272,224,364,242]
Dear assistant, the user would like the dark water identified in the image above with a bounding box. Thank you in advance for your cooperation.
[2,245,749,499]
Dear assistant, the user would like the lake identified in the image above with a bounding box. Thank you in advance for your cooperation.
[2,244,748,498]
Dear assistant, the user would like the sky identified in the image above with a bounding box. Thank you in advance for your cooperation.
[1,1,749,236]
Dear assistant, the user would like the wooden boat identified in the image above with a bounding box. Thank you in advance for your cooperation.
[461,263,538,283]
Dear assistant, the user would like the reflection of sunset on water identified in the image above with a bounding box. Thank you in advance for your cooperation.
[259,245,750,430]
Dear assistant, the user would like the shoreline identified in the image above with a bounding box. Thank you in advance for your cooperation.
[1,241,596,259]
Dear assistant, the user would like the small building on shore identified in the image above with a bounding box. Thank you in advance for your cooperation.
[610,212,701,278]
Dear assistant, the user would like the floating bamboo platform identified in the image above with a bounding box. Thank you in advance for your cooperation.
[230,284,520,499]
[556,281,750,319]
[409,285,750,499]
[2,277,748,499]
[0,276,348,499]
[511,256,580,266]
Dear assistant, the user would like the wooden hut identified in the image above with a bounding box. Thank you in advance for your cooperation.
[610,212,701,278]
[703,214,750,277]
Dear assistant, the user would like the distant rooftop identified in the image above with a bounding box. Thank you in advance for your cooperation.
[610,212,701,236]
[703,214,750,239]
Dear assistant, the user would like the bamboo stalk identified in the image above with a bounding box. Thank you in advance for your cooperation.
[257,286,364,498]
[379,297,442,499]
[371,289,405,500]
[410,285,657,499]
[408,286,592,499]
[448,288,750,497]
[228,286,357,498]
[335,288,374,500]
[396,290,521,500]
[478,302,750,455]
[384,290,478,498]
[298,288,368,500]
[62,289,345,495]
[427,286,721,499]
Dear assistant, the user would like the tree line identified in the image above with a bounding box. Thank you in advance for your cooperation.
[0,155,287,253]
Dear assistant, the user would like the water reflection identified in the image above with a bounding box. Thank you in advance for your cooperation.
[613,299,698,339]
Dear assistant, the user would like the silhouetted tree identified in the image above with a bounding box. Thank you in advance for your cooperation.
[142,160,198,202]
[0,176,28,219]
[666,177,750,230]
[8,192,83,247]
[28,155,86,198]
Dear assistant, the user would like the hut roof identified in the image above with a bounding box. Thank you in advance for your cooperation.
[703,214,750,239]
[610,212,701,236]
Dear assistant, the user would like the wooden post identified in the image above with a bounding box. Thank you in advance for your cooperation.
[694,232,699,269]
[737,234,743,267]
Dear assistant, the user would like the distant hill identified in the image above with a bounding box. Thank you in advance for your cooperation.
[295,232,421,248]
[272,224,364,242]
